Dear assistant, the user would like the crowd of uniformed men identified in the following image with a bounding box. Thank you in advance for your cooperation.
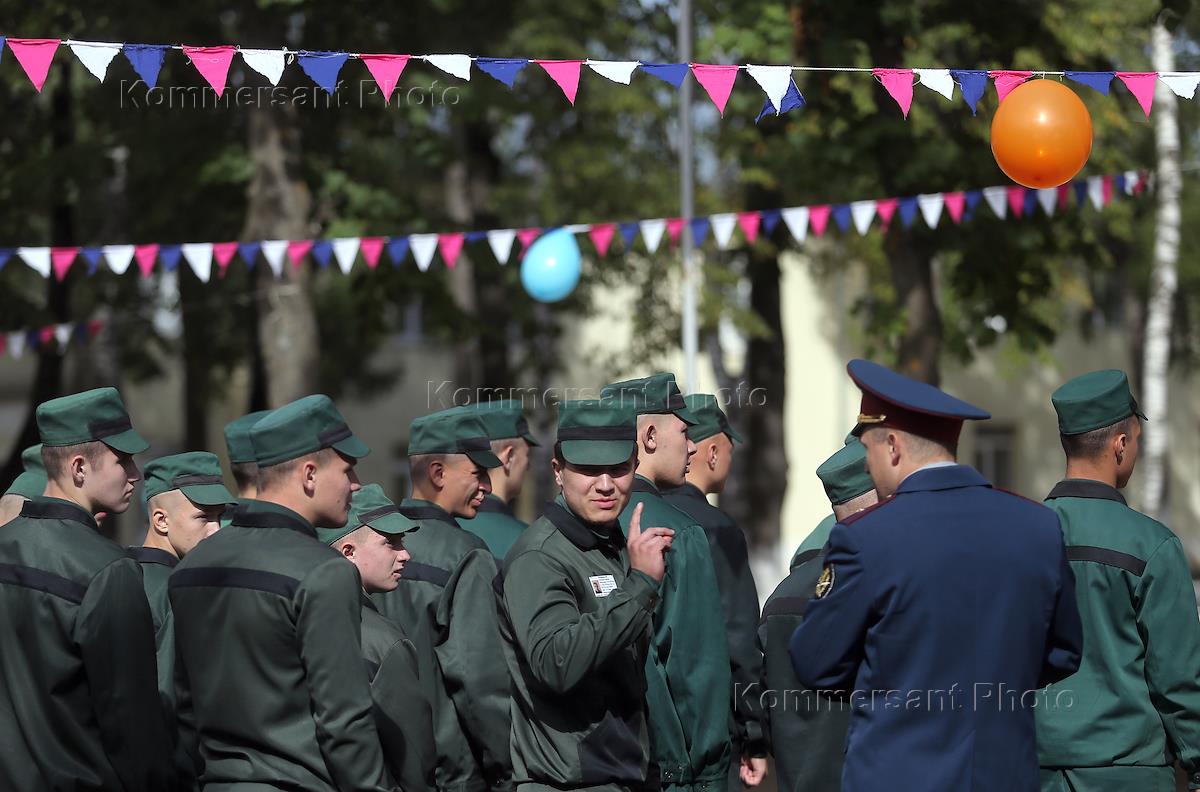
[0,361,1198,792]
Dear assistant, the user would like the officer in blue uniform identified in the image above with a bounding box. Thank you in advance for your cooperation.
[789,360,1083,792]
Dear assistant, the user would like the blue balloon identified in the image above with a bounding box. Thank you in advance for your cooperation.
[520,228,581,303]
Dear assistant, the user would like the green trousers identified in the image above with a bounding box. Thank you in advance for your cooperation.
[1040,765,1176,792]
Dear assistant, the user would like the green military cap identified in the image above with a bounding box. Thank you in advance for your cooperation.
[408,409,502,468]
[600,372,698,425]
[556,399,638,466]
[1052,370,1148,435]
[251,395,370,467]
[5,444,47,499]
[317,483,420,545]
[224,410,271,464]
[468,400,540,446]
[36,387,149,454]
[143,451,236,506]
[815,436,874,506]
[683,393,743,444]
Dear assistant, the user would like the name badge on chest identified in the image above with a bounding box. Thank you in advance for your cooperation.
[588,574,618,598]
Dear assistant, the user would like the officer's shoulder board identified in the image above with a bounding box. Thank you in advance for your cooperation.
[838,494,894,527]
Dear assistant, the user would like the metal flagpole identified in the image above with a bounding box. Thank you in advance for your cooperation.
[678,0,698,392]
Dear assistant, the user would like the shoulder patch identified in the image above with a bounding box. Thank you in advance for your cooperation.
[814,564,835,598]
[839,494,894,526]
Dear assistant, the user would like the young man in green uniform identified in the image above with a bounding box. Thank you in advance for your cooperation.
[661,393,767,788]
[0,443,47,525]
[501,399,669,791]
[601,373,733,792]
[372,408,514,792]
[459,400,539,560]
[170,394,398,791]
[320,483,436,792]
[1037,370,1200,792]
[0,387,172,790]
[759,436,875,791]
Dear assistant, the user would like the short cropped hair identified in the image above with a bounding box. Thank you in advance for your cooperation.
[1060,416,1138,460]
[41,441,106,480]
[230,461,258,493]
[256,448,335,492]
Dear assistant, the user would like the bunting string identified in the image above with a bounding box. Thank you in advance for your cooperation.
[0,36,1197,118]
[0,171,1149,282]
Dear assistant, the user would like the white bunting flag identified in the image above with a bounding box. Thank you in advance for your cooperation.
[709,213,738,249]
[1123,170,1138,195]
[586,60,640,85]
[1088,176,1104,210]
[981,186,1008,219]
[181,242,214,282]
[241,48,288,86]
[487,229,516,264]
[1160,72,1200,100]
[425,54,472,81]
[1036,188,1057,216]
[332,237,361,274]
[914,68,954,100]
[8,332,26,359]
[639,219,667,254]
[53,323,74,348]
[103,244,135,274]
[17,247,50,278]
[409,234,439,272]
[850,199,877,235]
[781,206,810,244]
[68,41,123,82]
[917,193,944,228]
[746,65,793,113]
[260,240,288,277]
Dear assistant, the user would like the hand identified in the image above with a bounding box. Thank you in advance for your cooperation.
[739,756,767,787]
[626,503,673,582]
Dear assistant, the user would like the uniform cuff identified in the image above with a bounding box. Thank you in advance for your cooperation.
[625,570,661,612]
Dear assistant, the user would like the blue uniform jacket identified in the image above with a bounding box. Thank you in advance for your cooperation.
[788,465,1083,792]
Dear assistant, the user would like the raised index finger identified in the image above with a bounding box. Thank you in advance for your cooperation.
[628,502,644,537]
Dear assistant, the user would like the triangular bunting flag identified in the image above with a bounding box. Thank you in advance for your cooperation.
[386,237,410,266]
[666,218,686,247]
[990,70,1032,103]
[17,247,50,278]
[915,68,954,101]
[586,60,640,84]
[964,190,983,219]
[850,200,877,235]
[1023,189,1039,217]
[476,57,527,88]
[241,49,287,85]
[689,218,709,246]
[876,198,899,230]
[298,51,349,94]
[808,205,832,237]
[1087,176,1104,210]
[1102,174,1115,205]
[618,223,639,249]
[1037,188,1057,216]
[183,45,236,97]
[589,224,616,257]
[80,247,103,275]
[982,186,1008,219]
[332,237,361,274]
[0,248,10,271]
[8,39,60,92]
[1056,184,1071,211]
[898,197,919,227]
[260,240,287,277]
[709,213,737,249]
[487,229,517,264]
[535,60,583,104]
[438,233,465,269]
[781,206,809,243]
[310,240,333,269]
[516,228,542,250]
[950,69,988,115]
[238,241,262,270]
[917,193,944,228]
[134,244,159,278]
[1123,170,1138,196]
[8,332,25,359]
[360,54,411,102]
[761,210,782,235]
[123,44,168,88]
[755,79,805,122]
[831,205,852,233]
[1160,72,1200,100]
[943,192,966,224]
[873,68,914,117]
[737,212,761,245]
[53,323,73,349]
[425,54,472,81]
[286,240,313,269]
[640,219,667,253]
[103,244,135,274]
[181,242,214,282]
[638,63,689,89]
[1065,71,1115,96]
[68,41,122,82]
[746,64,793,113]
[1006,186,1027,218]
[51,247,78,281]
[410,234,438,272]
[360,237,384,269]
[1116,72,1157,117]
[691,64,739,115]
[159,244,183,272]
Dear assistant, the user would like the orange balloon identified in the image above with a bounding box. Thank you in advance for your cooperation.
[990,80,1093,189]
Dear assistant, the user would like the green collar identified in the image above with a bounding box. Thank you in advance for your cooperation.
[398,498,461,527]
[1045,478,1127,506]
[21,496,98,530]
[544,495,624,551]
[228,499,318,539]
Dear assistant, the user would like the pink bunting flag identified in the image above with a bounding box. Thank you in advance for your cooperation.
[1006,186,1026,218]
[873,68,914,118]
[1102,175,1114,206]
[589,224,616,257]
[287,240,313,269]
[876,197,899,230]
[535,60,583,105]
[360,54,411,104]
[212,242,238,276]
[990,70,1032,103]
[737,211,761,244]
[517,227,542,250]
[439,233,465,269]
[183,45,236,97]
[943,192,965,224]
[1057,184,1071,211]
[1116,72,1157,117]
[8,38,60,92]
[1134,171,1148,195]
[665,218,686,247]
[87,320,104,337]
[691,64,739,116]
[360,237,385,269]
[51,247,78,281]
[39,327,55,347]
[134,244,159,278]
[809,205,832,237]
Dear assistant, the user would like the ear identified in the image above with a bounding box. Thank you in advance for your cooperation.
[643,422,657,452]
[301,459,319,496]
[1114,431,1128,464]
[707,441,719,470]
[70,454,88,485]
[428,459,446,489]
[340,542,355,560]
[150,507,170,537]
[498,444,515,472]
[887,431,902,465]
[550,458,564,489]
